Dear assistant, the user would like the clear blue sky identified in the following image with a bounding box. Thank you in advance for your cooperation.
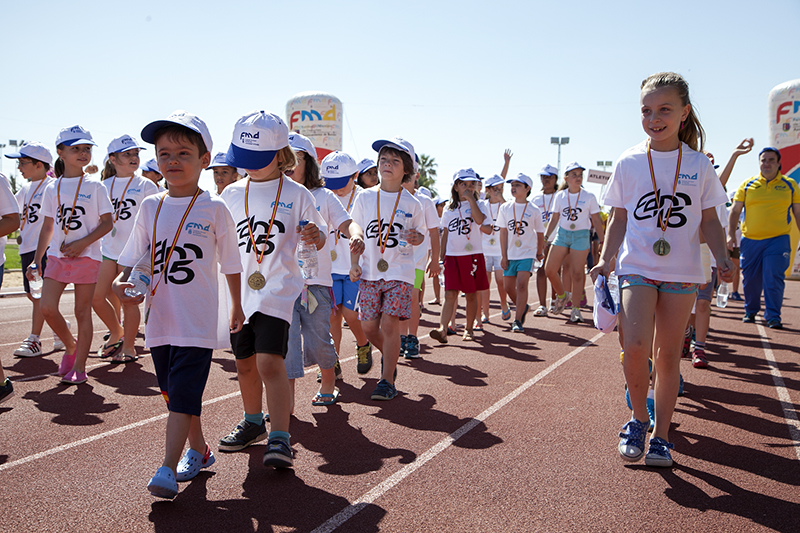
[1,0,798,199]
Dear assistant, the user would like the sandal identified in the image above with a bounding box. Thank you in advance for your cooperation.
[312,388,340,406]
[111,351,138,364]
[501,309,511,321]
[462,330,475,341]
[100,339,123,359]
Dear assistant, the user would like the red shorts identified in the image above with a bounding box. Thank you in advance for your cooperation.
[443,254,489,294]
[44,256,101,285]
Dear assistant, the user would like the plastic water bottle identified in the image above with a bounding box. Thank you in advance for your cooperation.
[398,213,412,256]
[29,265,43,299]
[297,220,318,279]
[716,281,729,308]
[125,250,152,298]
[607,272,620,312]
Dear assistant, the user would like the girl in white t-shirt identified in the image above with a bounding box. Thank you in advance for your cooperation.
[28,125,114,385]
[544,163,604,323]
[532,165,559,316]
[591,72,733,468]
[93,135,158,363]
[480,173,511,324]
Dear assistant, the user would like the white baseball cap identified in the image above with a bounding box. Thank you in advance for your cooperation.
[484,174,504,188]
[107,134,146,155]
[372,136,416,165]
[506,173,533,188]
[357,158,377,174]
[4,141,53,165]
[208,151,233,169]
[435,196,448,205]
[321,151,358,190]
[452,168,479,184]
[288,132,317,160]
[141,110,213,154]
[140,158,160,173]
[539,164,559,176]
[417,186,432,198]
[226,110,288,170]
[564,161,585,173]
[55,125,96,147]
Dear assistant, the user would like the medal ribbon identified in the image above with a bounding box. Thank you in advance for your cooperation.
[512,201,529,236]
[457,204,472,242]
[20,179,46,232]
[488,201,498,236]
[646,139,682,237]
[334,185,357,246]
[109,175,137,223]
[149,188,202,300]
[544,192,555,221]
[244,176,283,269]
[376,189,403,255]
[56,175,85,242]
[566,188,581,225]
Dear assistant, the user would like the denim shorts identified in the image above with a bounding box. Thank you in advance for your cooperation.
[503,258,534,277]
[619,274,699,294]
[285,285,338,379]
[552,228,590,251]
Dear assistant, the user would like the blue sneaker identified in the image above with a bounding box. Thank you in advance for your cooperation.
[678,373,684,397]
[645,436,674,467]
[262,439,293,468]
[404,335,420,359]
[646,397,655,432]
[618,418,648,462]
[400,335,408,357]
[370,379,397,401]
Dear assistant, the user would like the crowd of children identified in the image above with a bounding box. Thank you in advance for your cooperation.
[0,70,769,497]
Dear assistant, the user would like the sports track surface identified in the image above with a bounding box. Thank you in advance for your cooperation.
[1,277,799,532]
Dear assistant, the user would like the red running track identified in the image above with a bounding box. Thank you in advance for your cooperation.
[0,278,798,532]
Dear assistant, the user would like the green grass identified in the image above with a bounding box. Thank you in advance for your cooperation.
[4,242,21,270]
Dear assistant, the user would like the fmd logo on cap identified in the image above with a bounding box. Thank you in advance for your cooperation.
[107,134,146,155]
[56,125,97,147]
[140,110,213,154]
[506,173,533,188]
[227,110,289,170]
[321,151,358,190]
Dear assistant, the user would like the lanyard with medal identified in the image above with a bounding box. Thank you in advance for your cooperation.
[145,188,202,324]
[648,140,682,256]
[457,203,474,251]
[376,189,402,272]
[56,175,85,252]
[512,201,529,248]
[331,185,356,262]
[544,192,556,223]
[109,175,136,237]
[488,202,498,246]
[244,176,283,290]
[18,179,46,245]
[566,188,581,230]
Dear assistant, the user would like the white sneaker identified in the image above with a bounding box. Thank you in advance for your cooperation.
[553,292,570,315]
[569,307,584,323]
[14,336,42,357]
[53,320,71,351]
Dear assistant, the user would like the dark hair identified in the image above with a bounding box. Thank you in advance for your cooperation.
[101,158,116,180]
[153,124,209,155]
[297,151,322,190]
[54,144,65,177]
[379,146,414,183]
[447,179,479,211]
[19,157,50,172]
[641,72,705,152]
[357,167,378,188]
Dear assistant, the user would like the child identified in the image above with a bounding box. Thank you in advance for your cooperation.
[356,158,378,189]
[94,135,158,363]
[0,173,21,403]
[480,174,511,324]
[544,162,604,323]
[349,137,425,400]
[430,168,489,343]
[114,110,244,498]
[286,146,364,405]
[208,152,242,195]
[591,72,732,467]
[218,111,324,466]
[428,196,448,305]
[141,158,165,190]
[28,126,114,385]
[498,173,545,333]
[532,164,559,316]
[5,142,58,357]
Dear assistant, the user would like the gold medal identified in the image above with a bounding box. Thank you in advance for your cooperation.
[330,250,338,261]
[570,223,576,230]
[489,238,496,246]
[248,271,266,290]
[653,238,671,256]
[465,242,473,252]
[515,240,522,247]
[16,236,22,245]
[377,259,389,272]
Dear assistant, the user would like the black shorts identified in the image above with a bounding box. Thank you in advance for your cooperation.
[20,251,48,294]
[230,312,289,359]
[150,345,213,416]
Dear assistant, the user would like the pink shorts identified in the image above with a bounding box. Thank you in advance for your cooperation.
[44,256,101,285]
[357,279,413,321]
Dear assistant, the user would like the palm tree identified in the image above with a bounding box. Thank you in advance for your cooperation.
[417,153,438,197]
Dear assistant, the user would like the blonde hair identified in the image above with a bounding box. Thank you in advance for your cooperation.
[277,146,297,174]
[101,158,116,180]
[641,72,705,152]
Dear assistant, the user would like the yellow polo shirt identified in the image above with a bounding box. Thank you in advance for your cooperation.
[734,173,800,240]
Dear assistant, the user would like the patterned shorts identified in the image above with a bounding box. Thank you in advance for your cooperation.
[619,274,699,294]
[357,279,413,321]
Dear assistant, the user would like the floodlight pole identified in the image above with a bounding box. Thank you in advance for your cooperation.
[551,137,570,176]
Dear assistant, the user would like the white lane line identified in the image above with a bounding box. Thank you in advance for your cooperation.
[310,332,605,533]
[756,324,800,464]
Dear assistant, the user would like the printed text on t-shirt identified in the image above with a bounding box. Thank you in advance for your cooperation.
[236,217,287,255]
[633,190,692,228]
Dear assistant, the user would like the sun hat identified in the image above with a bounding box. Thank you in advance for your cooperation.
[4,141,53,165]
[321,151,358,190]
[288,132,318,160]
[564,161,585,173]
[141,110,213,154]
[372,136,416,164]
[55,125,96,147]
[506,173,533,188]
[107,134,146,155]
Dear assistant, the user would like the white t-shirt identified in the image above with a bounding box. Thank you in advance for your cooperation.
[601,140,729,283]
[414,190,440,270]
[305,186,347,287]
[118,190,242,349]
[553,188,600,231]
[101,175,159,260]
[532,192,558,242]
[481,199,503,256]
[220,176,325,324]
[0,174,17,264]
[440,199,489,257]
[350,186,425,285]
[496,200,545,260]
[329,185,362,276]
[40,176,113,262]
[15,177,54,255]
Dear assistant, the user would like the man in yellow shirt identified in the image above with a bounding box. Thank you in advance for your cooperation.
[728,147,800,329]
